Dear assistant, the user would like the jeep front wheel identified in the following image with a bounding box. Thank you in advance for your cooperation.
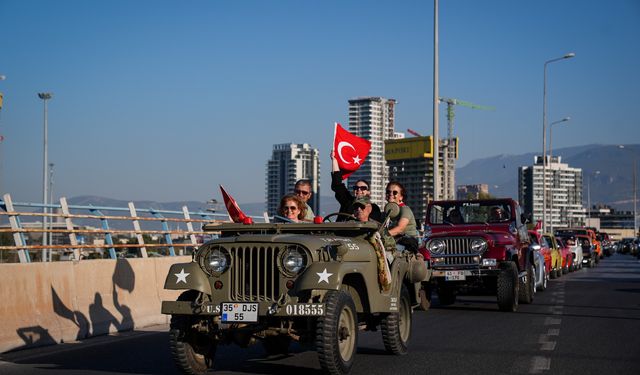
[316,290,358,375]
[518,263,534,304]
[497,262,519,312]
[169,292,216,375]
[381,285,411,355]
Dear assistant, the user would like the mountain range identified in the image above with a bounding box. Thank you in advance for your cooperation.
[4,144,637,230]
[73,143,640,218]
[457,143,640,210]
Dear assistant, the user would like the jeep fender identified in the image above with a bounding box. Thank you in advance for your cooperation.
[164,262,212,295]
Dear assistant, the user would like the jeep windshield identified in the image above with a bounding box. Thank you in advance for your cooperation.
[428,201,512,225]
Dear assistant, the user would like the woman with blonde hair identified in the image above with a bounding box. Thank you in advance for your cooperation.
[278,194,307,222]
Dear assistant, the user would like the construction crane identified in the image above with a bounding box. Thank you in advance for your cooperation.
[407,128,422,137]
[438,97,495,199]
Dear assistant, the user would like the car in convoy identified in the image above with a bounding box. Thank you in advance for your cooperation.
[597,232,614,257]
[542,233,564,278]
[528,242,548,292]
[554,236,574,274]
[556,228,602,262]
[161,216,427,375]
[577,234,597,268]
[529,230,556,282]
[555,233,583,271]
[423,198,534,312]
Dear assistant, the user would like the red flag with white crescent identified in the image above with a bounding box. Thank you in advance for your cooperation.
[333,123,371,180]
[220,185,252,224]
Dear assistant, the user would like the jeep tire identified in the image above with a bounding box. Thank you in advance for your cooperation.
[316,290,358,375]
[381,285,411,355]
[497,261,519,312]
[518,263,534,304]
[169,291,217,375]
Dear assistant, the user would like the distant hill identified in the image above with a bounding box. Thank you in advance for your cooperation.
[6,144,635,230]
[456,144,640,210]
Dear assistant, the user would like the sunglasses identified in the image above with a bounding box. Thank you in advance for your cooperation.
[294,189,310,196]
[353,186,368,191]
[385,190,399,196]
[283,206,299,211]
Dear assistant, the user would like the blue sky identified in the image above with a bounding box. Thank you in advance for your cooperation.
[1,0,639,204]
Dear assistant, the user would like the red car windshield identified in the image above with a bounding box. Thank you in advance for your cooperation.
[429,201,512,225]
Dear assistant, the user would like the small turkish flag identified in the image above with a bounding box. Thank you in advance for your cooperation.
[333,123,371,180]
[220,185,253,224]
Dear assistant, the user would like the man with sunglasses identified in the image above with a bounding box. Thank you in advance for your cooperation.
[330,150,382,222]
[294,179,315,221]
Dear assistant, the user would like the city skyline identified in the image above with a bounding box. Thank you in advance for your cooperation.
[1,1,639,204]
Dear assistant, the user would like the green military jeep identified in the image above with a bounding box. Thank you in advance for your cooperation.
[161,218,427,375]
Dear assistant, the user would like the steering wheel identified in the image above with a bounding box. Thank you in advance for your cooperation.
[322,212,357,222]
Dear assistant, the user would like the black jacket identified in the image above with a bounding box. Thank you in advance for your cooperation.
[330,171,382,222]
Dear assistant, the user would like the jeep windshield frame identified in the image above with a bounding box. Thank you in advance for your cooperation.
[203,221,380,237]
[427,199,516,225]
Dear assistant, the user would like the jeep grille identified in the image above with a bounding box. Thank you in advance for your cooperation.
[230,245,281,302]
[433,237,483,267]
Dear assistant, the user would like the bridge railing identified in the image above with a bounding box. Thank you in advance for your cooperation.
[0,193,269,263]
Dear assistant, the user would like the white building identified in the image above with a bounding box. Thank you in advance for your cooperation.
[266,143,320,216]
[518,156,586,230]
[347,97,398,205]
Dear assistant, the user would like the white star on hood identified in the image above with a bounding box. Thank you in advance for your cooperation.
[317,268,333,284]
[175,268,190,284]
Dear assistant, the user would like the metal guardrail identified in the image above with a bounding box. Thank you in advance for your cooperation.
[0,193,269,263]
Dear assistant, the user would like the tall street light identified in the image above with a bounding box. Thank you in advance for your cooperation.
[547,116,571,232]
[432,0,440,201]
[542,52,575,232]
[38,92,53,258]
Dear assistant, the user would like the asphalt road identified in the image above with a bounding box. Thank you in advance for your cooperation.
[2,253,639,375]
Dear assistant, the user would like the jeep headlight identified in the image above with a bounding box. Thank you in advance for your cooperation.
[428,239,446,255]
[206,248,230,275]
[281,246,307,275]
[470,238,488,253]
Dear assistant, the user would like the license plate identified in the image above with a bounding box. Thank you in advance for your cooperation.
[221,303,258,322]
[445,270,466,281]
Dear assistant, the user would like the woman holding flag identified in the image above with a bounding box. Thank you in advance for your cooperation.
[330,123,382,222]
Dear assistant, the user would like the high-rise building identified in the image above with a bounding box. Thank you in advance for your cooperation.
[385,136,453,228]
[266,143,320,216]
[518,156,585,229]
[347,97,397,205]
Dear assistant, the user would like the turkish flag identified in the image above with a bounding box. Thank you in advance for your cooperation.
[333,123,371,180]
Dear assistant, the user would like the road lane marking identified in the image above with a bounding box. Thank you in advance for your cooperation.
[538,334,557,351]
[544,317,561,325]
[530,356,551,374]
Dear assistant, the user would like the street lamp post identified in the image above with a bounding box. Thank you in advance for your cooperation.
[38,92,53,260]
[547,117,571,232]
[542,52,575,232]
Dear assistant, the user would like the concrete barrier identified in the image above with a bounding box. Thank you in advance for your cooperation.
[0,256,191,353]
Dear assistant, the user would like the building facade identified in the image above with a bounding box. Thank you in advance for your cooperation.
[266,143,320,216]
[385,136,453,229]
[518,155,585,230]
[457,184,489,200]
[347,97,398,206]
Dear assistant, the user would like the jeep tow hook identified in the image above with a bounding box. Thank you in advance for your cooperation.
[267,293,291,315]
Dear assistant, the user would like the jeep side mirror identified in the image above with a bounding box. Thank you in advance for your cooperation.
[384,202,400,220]
[521,213,530,224]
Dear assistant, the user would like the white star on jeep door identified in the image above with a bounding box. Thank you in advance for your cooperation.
[316,268,333,284]
[175,268,190,284]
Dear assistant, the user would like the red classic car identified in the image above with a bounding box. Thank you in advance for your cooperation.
[423,198,534,312]
[529,230,554,279]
